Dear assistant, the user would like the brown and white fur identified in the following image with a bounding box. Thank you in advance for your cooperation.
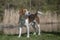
[18,9,42,38]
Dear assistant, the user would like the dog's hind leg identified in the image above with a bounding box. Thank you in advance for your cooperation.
[37,24,41,35]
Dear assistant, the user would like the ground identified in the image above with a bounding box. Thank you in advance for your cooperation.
[0,33,60,40]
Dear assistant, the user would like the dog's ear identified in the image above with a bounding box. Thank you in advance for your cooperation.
[19,8,27,15]
[20,10,23,13]
[19,9,23,15]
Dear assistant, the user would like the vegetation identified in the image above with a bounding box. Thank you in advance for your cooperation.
[0,0,60,21]
[0,0,60,10]
[0,33,60,40]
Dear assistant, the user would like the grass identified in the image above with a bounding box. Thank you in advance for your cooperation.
[0,33,60,40]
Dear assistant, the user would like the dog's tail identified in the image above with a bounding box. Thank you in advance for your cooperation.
[35,11,44,16]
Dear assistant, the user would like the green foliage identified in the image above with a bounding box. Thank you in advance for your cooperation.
[0,33,60,40]
[0,0,60,11]
[0,0,60,16]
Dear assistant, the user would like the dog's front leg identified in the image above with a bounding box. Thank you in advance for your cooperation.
[25,19,29,38]
[18,27,22,38]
